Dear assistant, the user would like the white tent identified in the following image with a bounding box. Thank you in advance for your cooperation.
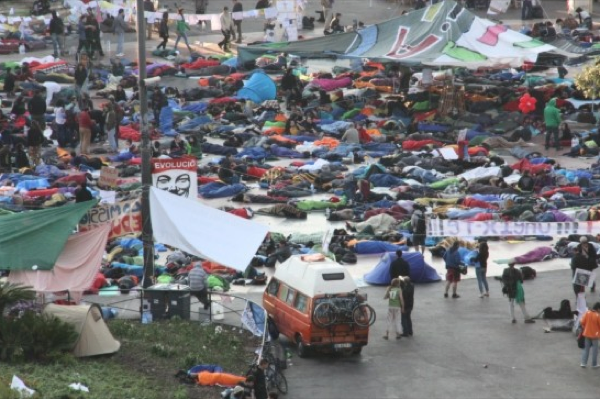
[44,304,121,357]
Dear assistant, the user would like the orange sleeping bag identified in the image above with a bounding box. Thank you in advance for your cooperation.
[197,372,245,387]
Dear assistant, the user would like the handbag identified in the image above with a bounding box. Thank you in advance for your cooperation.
[577,331,585,349]
[458,264,468,275]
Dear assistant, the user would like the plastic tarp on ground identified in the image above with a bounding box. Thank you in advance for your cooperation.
[238,0,560,69]
[236,71,276,103]
[149,187,269,272]
[0,200,97,271]
[364,252,441,284]
[8,224,111,302]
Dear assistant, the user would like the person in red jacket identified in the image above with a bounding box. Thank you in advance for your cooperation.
[78,107,94,155]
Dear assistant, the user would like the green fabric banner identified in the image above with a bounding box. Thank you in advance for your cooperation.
[0,201,97,271]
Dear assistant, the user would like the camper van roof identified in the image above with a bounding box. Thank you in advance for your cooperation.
[273,255,357,297]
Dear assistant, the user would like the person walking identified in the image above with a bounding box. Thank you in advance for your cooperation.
[104,101,118,153]
[144,0,155,39]
[76,15,90,56]
[189,263,211,310]
[218,6,234,52]
[383,278,404,340]
[411,205,427,254]
[502,262,535,324]
[232,0,243,43]
[400,277,414,337]
[321,0,333,34]
[443,241,462,299]
[49,11,65,58]
[89,13,104,58]
[280,67,299,110]
[389,250,410,281]
[580,302,600,368]
[544,98,561,151]
[26,119,44,167]
[476,238,490,298]
[157,12,169,50]
[78,106,93,155]
[174,8,193,53]
[114,9,130,57]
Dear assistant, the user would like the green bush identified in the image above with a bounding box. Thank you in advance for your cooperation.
[0,311,78,362]
[0,282,36,316]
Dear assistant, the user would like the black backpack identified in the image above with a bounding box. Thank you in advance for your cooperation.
[520,266,537,280]
[302,16,315,30]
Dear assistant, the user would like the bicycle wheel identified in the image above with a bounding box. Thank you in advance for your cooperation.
[271,368,288,394]
[353,304,376,327]
[312,301,336,327]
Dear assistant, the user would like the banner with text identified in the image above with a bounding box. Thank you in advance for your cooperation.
[152,157,198,199]
[428,219,600,237]
[79,198,142,239]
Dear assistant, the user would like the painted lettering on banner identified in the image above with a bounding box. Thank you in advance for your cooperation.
[79,198,142,239]
[152,156,198,199]
[428,220,600,237]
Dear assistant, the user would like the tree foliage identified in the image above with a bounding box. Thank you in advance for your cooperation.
[575,57,600,99]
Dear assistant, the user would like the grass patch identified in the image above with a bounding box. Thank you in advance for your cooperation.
[0,319,259,399]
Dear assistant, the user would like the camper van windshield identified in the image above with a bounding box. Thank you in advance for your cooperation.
[322,273,345,281]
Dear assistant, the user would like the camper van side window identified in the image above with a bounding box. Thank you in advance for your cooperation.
[285,288,296,306]
[294,293,308,313]
[267,279,279,296]
[278,285,290,302]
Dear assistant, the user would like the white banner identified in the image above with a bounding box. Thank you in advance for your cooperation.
[427,219,600,237]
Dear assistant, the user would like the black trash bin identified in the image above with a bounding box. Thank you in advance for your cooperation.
[146,287,191,320]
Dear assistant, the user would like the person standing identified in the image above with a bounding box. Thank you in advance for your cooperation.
[252,359,269,399]
[189,263,211,309]
[544,98,561,151]
[400,276,414,337]
[89,13,104,58]
[76,15,90,56]
[502,262,535,324]
[280,68,299,110]
[78,106,93,155]
[104,102,118,153]
[476,238,490,298]
[114,9,130,57]
[580,302,600,368]
[389,250,410,281]
[411,206,427,254]
[27,90,47,131]
[26,120,44,167]
[577,236,598,293]
[4,67,15,97]
[49,11,65,58]
[383,278,404,340]
[321,0,333,34]
[521,0,532,20]
[54,99,69,148]
[174,8,193,53]
[157,12,169,50]
[144,0,155,39]
[218,6,234,52]
[151,87,168,125]
[232,0,243,43]
[443,241,462,299]
[341,123,360,144]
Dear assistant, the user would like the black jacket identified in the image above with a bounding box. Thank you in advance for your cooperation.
[74,67,88,86]
[402,281,414,311]
[49,16,64,35]
[389,257,410,280]
[27,124,44,147]
[27,95,47,116]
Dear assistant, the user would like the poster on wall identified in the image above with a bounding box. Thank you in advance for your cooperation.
[152,157,198,199]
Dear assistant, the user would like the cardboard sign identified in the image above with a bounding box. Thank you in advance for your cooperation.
[152,157,198,199]
[99,166,119,188]
[79,198,142,239]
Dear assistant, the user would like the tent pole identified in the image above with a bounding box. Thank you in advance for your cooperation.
[136,0,155,289]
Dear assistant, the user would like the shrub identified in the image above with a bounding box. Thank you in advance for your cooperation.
[0,282,36,317]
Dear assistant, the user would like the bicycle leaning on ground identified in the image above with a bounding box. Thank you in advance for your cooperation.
[246,343,288,395]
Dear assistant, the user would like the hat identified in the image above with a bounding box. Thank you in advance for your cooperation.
[580,236,588,243]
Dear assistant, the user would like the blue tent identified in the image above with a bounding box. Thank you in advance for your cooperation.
[237,71,276,103]
[364,252,441,285]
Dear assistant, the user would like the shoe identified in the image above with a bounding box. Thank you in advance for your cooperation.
[512,319,517,324]
[593,365,600,368]
[524,319,536,324]
[401,333,409,337]
[383,335,388,340]
[217,43,223,50]
[484,292,489,297]
[116,53,124,57]
[203,301,211,310]
[479,293,485,298]
[396,334,402,340]
[452,294,460,299]
[581,364,587,368]
[444,293,448,298]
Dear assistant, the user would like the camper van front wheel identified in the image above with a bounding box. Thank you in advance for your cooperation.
[295,334,309,358]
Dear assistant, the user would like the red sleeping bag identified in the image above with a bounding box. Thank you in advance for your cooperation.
[180,59,220,69]
[540,186,582,198]
[53,173,88,186]
[402,139,443,151]
[198,176,219,185]
[118,125,142,142]
[247,166,267,178]
[24,188,59,198]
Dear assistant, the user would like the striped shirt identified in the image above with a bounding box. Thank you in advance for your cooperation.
[188,266,207,290]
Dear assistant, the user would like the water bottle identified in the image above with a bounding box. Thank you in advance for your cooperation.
[310,183,315,194]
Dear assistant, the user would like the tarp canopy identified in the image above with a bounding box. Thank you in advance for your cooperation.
[364,252,441,285]
[44,304,121,357]
[238,0,561,68]
[237,71,277,103]
[0,200,97,271]
[149,187,269,272]
[8,224,111,302]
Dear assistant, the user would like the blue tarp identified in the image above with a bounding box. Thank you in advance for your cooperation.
[364,252,441,284]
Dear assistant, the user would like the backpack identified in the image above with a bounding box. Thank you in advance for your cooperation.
[302,16,315,30]
[520,266,537,280]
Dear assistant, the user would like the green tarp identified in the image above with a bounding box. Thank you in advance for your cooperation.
[0,201,97,271]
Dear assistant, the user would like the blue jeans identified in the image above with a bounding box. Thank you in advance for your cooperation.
[476,267,489,294]
[117,32,124,54]
[401,310,412,335]
[174,33,192,52]
[51,33,63,56]
[582,338,599,367]
[107,128,118,152]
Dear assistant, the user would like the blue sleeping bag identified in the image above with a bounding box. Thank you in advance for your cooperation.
[354,241,408,254]
[235,147,269,160]
[201,143,238,156]
[199,182,246,198]
[368,173,404,188]
[16,178,50,191]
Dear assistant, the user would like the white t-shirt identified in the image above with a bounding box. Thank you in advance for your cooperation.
[43,81,62,106]
[54,106,66,125]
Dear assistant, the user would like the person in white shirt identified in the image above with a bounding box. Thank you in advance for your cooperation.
[53,99,69,148]
[341,123,360,144]
[218,6,234,52]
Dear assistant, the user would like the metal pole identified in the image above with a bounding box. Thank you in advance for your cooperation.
[136,0,154,289]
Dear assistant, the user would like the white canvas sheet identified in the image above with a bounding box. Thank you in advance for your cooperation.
[458,166,501,183]
[149,187,269,272]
